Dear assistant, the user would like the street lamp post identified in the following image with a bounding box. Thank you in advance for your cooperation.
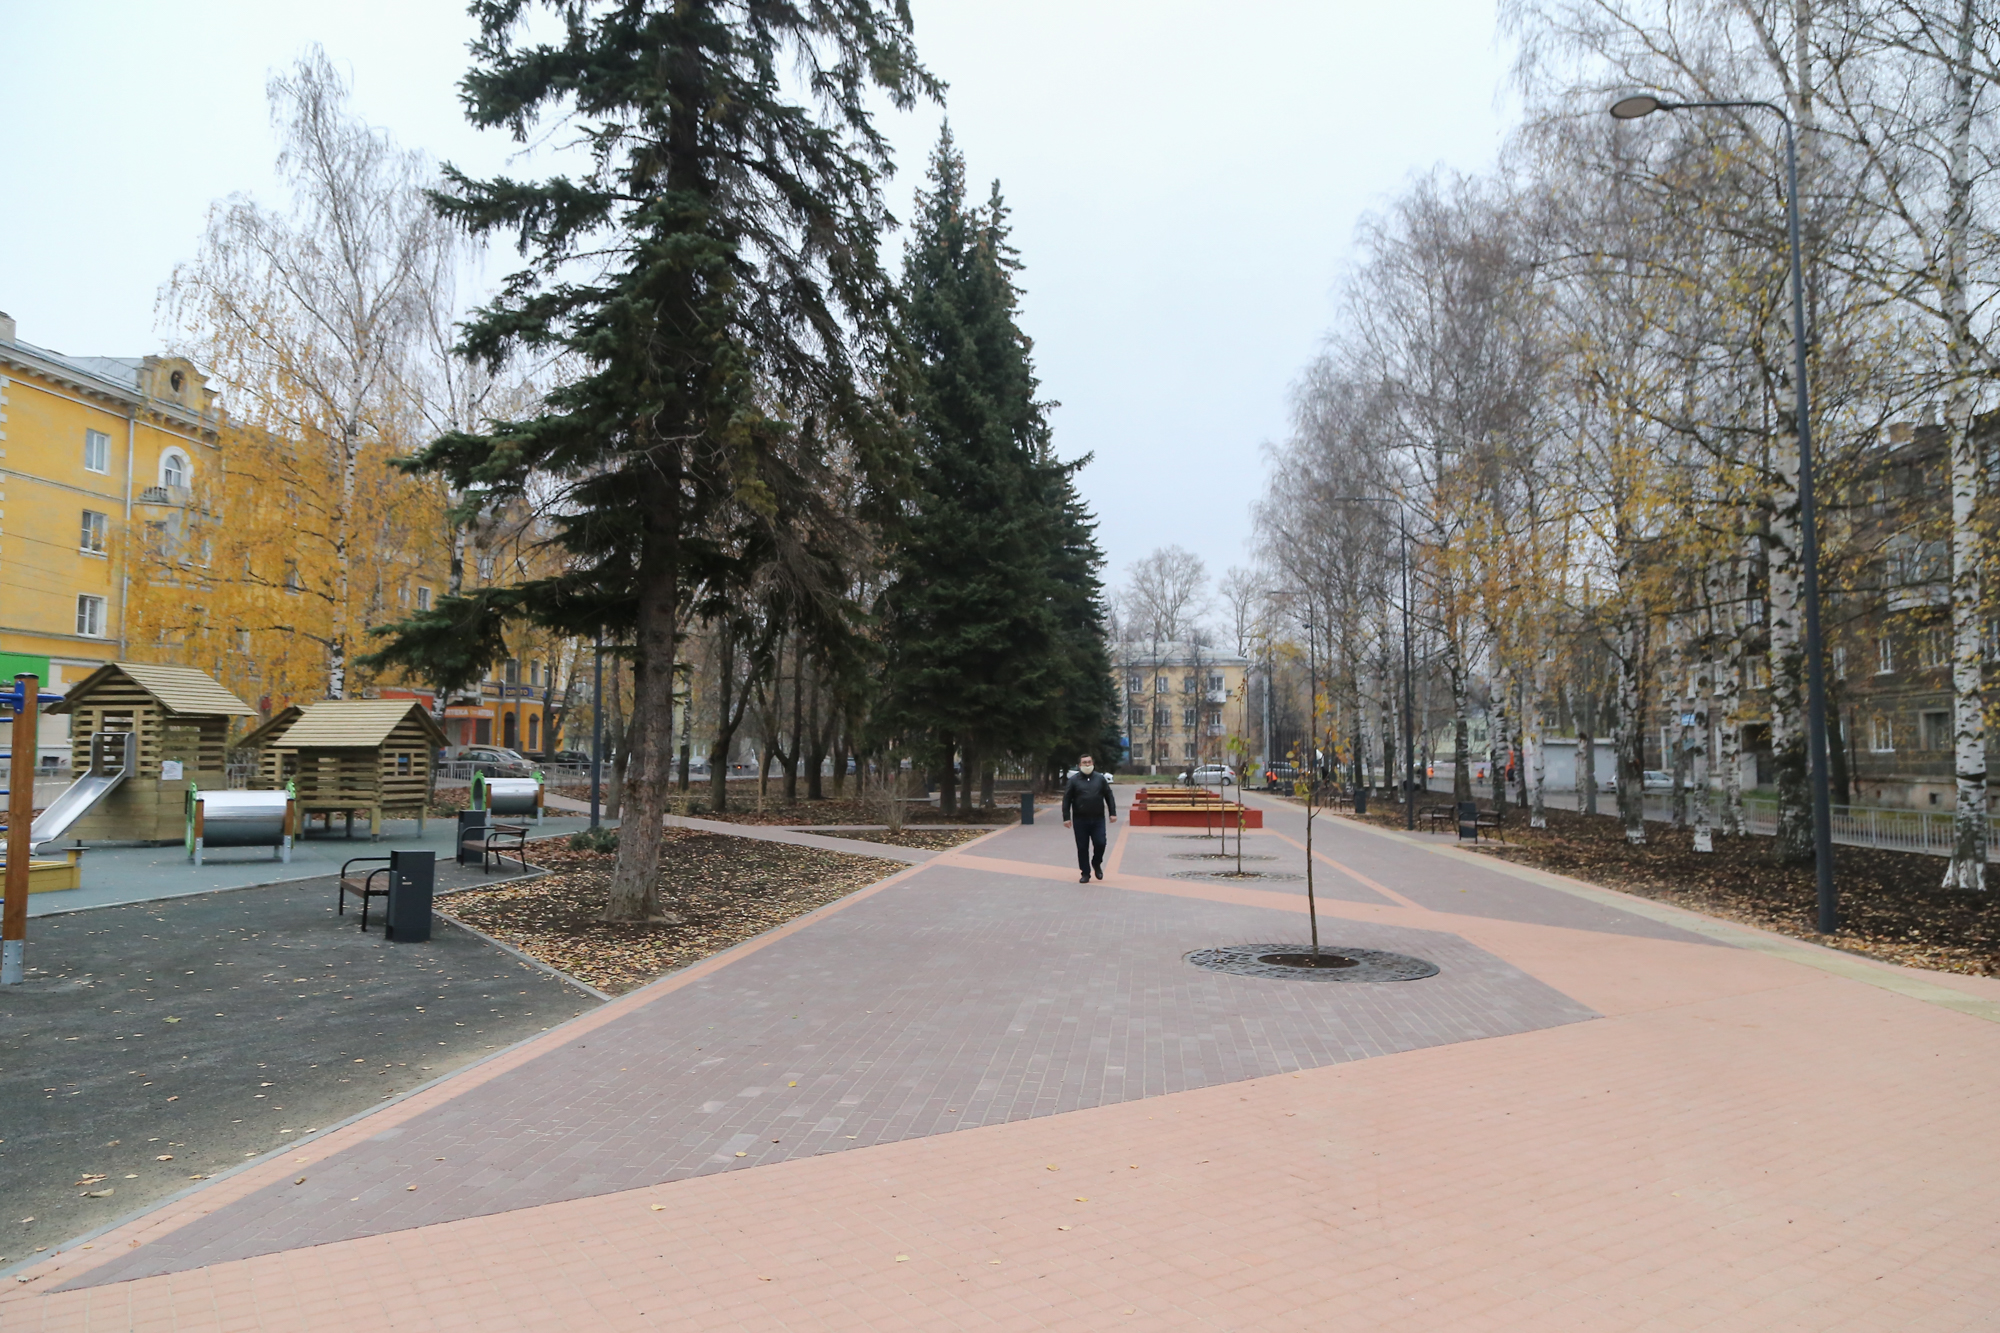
[1329,497,1418,832]
[1610,93,1836,933]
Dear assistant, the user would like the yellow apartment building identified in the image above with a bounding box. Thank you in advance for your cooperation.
[0,310,221,765]
[1109,641,1253,774]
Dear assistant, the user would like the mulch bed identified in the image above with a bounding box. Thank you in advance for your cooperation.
[818,827,993,851]
[440,832,904,995]
[1344,798,2000,976]
[544,790,1025,827]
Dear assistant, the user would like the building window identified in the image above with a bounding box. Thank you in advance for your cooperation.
[1869,714,1894,752]
[79,509,108,553]
[1922,710,1951,751]
[1129,706,1144,728]
[528,715,541,751]
[159,448,190,489]
[1182,742,1196,759]
[1156,675,1168,693]
[237,629,253,653]
[1182,675,1196,694]
[84,429,111,473]
[1876,635,1894,674]
[396,752,412,775]
[76,594,106,637]
[1127,674,1142,695]
[1207,673,1224,693]
[1920,627,1949,669]
[415,585,432,611]
[1747,658,1770,689]
[1153,705,1169,728]
[1183,707,1197,728]
[504,658,521,685]
[477,553,496,582]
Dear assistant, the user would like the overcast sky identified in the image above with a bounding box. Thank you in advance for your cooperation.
[0,0,1517,606]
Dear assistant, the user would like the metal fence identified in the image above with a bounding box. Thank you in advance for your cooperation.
[1424,775,2000,861]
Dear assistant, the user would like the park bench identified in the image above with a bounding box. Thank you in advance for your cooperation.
[459,817,530,873]
[338,855,393,930]
[1420,803,1506,841]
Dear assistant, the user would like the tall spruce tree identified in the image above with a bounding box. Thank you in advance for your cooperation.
[878,130,1115,807]
[366,0,934,919]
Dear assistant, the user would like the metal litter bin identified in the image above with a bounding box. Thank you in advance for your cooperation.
[456,808,489,867]
[1020,791,1034,825]
[386,849,434,943]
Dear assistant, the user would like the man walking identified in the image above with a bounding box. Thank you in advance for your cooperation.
[1062,755,1117,884]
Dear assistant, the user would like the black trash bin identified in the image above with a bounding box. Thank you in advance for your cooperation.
[1456,800,1479,841]
[1020,791,1035,825]
[386,849,435,943]
[1353,787,1368,816]
[456,808,489,868]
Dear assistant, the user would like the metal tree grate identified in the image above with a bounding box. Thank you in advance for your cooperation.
[1185,944,1441,982]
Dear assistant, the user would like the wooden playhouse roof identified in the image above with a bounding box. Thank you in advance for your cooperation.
[276,699,447,750]
[234,704,305,750]
[50,661,256,717]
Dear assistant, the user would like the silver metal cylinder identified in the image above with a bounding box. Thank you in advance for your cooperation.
[483,778,542,816]
[193,791,291,847]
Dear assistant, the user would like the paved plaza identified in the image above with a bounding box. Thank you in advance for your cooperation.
[5,795,1999,1330]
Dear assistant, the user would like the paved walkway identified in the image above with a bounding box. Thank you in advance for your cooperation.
[7,796,2000,1329]
[27,813,609,918]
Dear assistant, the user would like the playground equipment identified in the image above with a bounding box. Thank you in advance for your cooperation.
[23,729,133,853]
[474,770,545,821]
[233,704,304,788]
[269,700,445,838]
[187,782,298,865]
[45,662,255,844]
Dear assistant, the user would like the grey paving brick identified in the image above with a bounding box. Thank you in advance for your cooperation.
[68,857,1595,1290]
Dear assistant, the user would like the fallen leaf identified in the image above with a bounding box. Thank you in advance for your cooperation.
[1056,1226,1071,1232]
[650,1204,665,1211]
[788,1081,797,1087]
[1075,1197,1089,1202]
[81,1190,114,1199]
[894,1255,910,1263]
[406,1185,417,1191]
[294,1178,307,1186]
[165,1096,178,1102]
[155,1155,173,1162]
[1046,1164,1059,1171]
[734,1152,747,1158]
[163,1018,180,1024]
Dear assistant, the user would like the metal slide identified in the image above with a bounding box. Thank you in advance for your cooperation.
[22,731,136,853]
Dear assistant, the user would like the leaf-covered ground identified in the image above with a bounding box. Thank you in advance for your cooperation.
[1348,799,2000,975]
[821,827,992,850]
[544,790,1025,827]
[442,833,905,995]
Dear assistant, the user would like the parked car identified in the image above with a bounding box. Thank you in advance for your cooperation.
[1642,769,1697,791]
[1187,763,1236,786]
[539,749,592,767]
[445,745,535,777]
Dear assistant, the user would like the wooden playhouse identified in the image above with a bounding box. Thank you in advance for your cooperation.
[260,700,446,837]
[232,704,304,788]
[47,662,257,844]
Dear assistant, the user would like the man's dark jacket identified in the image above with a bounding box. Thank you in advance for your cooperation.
[1062,771,1117,822]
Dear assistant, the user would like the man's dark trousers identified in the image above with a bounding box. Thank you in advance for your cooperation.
[1073,816,1107,878]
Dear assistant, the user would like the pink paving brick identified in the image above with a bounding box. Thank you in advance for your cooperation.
[6,803,1999,1330]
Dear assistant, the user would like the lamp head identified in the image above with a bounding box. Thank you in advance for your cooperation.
[1609,94,1666,120]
